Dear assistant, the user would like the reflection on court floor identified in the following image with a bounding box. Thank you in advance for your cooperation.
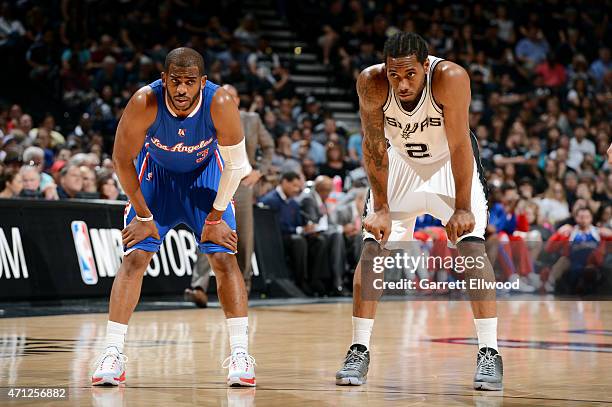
[1,300,610,406]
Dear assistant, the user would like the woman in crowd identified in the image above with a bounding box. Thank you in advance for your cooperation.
[0,169,23,198]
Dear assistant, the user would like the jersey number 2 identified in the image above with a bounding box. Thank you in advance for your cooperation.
[404,143,431,158]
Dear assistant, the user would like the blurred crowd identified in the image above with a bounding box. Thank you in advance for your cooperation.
[0,0,610,296]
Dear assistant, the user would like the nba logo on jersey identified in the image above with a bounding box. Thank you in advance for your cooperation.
[71,221,99,285]
[178,128,186,137]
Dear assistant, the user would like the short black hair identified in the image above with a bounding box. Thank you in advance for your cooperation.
[281,171,300,182]
[165,47,205,75]
[383,32,429,63]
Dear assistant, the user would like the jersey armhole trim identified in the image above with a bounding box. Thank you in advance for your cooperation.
[428,59,444,115]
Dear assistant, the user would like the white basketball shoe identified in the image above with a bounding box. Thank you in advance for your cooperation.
[91,346,128,386]
[223,351,256,387]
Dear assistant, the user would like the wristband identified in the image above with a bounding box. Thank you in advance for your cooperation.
[205,219,222,225]
[136,214,154,222]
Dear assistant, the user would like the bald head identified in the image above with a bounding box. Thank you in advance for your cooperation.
[165,47,205,75]
[222,84,240,107]
[314,175,333,200]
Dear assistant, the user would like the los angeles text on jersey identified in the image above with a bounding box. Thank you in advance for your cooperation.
[385,115,442,138]
[149,137,212,163]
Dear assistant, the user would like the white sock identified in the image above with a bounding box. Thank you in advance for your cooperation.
[227,317,249,355]
[474,317,498,351]
[106,321,128,353]
[352,316,374,349]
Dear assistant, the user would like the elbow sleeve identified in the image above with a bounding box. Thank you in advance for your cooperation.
[212,138,252,211]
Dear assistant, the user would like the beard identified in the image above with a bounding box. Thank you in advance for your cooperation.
[166,84,201,113]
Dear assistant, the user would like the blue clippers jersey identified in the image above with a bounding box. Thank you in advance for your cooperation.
[144,79,219,173]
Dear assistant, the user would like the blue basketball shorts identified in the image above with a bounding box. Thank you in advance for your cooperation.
[123,148,236,255]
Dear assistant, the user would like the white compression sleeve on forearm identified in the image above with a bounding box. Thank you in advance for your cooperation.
[213,138,252,211]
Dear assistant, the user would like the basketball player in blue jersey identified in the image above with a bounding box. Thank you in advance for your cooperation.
[335,33,503,390]
[92,48,256,387]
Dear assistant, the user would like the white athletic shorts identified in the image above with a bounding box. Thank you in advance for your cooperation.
[363,147,488,246]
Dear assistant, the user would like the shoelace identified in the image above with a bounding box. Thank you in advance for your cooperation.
[92,350,128,372]
[222,353,257,370]
[343,349,367,371]
[477,349,498,376]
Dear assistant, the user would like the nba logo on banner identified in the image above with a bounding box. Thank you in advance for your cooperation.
[71,221,99,285]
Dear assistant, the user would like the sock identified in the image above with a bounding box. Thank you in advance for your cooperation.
[352,316,374,349]
[227,317,249,355]
[106,321,128,353]
[474,317,498,351]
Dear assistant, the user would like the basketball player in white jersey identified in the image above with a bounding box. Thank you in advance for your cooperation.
[335,32,503,390]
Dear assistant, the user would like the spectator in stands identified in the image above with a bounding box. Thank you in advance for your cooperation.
[318,142,356,187]
[314,117,345,146]
[515,24,549,69]
[23,148,57,200]
[247,38,280,93]
[299,175,346,295]
[589,47,610,85]
[297,96,324,127]
[535,53,567,88]
[347,130,362,164]
[56,163,83,199]
[97,173,122,200]
[18,165,43,198]
[80,166,97,195]
[302,158,318,181]
[568,125,596,170]
[537,181,571,225]
[233,14,259,49]
[0,168,22,198]
[544,207,608,293]
[272,134,301,174]
[291,128,326,165]
[29,114,65,147]
[259,171,325,295]
[331,187,367,274]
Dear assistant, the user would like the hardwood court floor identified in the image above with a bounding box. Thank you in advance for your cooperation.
[1,300,611,406]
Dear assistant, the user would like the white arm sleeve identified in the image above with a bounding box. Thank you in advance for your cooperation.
[212,138,252,211]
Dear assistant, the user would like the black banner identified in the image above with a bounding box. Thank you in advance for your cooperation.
[0,199,198,300]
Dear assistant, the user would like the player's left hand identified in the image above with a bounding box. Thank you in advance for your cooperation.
[445,209,475,243]
[201,220,238,252]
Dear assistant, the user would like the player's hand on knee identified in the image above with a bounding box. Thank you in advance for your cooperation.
[122,218,160,248]
[364,207,391,244]
[201,221,238,252]
[445,209,475,243]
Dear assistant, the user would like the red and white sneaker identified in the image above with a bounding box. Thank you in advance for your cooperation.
[91,346,128,386]
[223,351,256,387]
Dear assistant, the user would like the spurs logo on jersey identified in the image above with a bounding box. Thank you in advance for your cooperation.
[383,55,449,164]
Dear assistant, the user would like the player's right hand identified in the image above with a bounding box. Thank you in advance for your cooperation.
[364,207,391,243]
[201,221,238,252]
[122,217,160,248]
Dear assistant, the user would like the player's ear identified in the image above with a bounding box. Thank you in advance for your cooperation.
[423,58,430,75]
[201,75,207,88]
[161,71,166,86]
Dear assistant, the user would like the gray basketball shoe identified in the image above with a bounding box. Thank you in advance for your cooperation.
[473,347,504,390]
[335,344,370,385]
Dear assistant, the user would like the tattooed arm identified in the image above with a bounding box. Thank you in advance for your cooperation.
[357,65,391,241]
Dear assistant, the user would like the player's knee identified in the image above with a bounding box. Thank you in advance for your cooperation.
[121,250,153,277]
[208,252,236,273]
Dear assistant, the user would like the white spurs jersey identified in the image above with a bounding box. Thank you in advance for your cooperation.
[383,55,449,165]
